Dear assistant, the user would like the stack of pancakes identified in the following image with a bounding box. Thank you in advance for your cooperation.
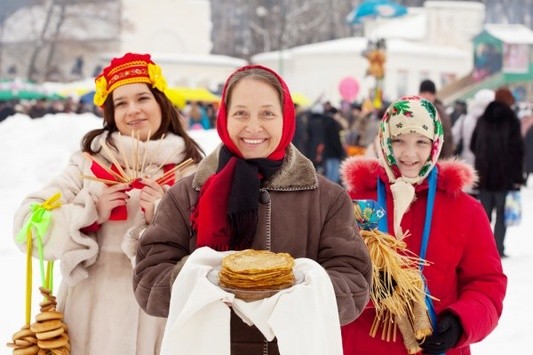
[219,249,295,292]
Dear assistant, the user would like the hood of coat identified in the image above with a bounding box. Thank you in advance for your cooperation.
[482,101,516,124]
[192,143,318,191]
[340,157,477,196]
[469,89,495,120]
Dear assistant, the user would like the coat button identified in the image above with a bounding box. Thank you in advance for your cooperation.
[259,190,270,204]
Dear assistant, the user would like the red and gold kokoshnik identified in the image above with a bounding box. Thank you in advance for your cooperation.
[106,61,151,93]
[93,52,167,107]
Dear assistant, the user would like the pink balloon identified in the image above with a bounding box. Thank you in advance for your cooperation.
[338,77,360,101]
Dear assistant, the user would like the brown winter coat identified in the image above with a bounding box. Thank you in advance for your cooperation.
[133,144,372,355]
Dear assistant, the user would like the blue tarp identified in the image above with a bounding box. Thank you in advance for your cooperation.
[347,0,407,24]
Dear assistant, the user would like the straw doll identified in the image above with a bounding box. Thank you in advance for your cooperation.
[340,96,507,355]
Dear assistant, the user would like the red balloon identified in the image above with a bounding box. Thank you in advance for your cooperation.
[338,77,360,101]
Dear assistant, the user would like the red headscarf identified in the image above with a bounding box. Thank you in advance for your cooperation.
[192,65,296,250]
[216,64,296,160]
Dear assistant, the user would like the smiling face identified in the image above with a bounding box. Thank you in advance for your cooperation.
[226,78,283,159]
[112,83,162,140]
[391,132,432,178]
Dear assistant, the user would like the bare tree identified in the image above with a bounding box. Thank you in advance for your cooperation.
[5,0,122,82]
[27,0,57,81]
[211,0,355,58]
[210,0,532,59]
[44,0,68,81]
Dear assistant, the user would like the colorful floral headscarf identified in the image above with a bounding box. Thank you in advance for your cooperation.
[379,95,444,185]
[378,96,444,238]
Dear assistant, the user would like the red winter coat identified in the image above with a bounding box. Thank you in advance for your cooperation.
[340,158,507,355]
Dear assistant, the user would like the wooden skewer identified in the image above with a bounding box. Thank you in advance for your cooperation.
[100,142,129,182]
[131,130,137,179]
[143,133,165,178]
[157,173,177,187]
[150,133,166,172]
[156,169,190,187]
[140,129,151,177]
[81,175,121,185]
[155,158,194,184]
[117,132,132,178]
[135,130,141,179]
[82,152,126,182]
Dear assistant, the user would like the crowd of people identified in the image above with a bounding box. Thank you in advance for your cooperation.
[0,97,99,122]
[7,51,531,354]
[0,93,220,130]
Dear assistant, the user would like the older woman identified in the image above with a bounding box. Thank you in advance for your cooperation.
[133,64,372,354]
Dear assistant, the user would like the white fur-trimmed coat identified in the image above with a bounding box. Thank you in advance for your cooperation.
[13,132,196,355]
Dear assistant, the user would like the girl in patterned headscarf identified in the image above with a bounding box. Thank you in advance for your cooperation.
[378,96,444,239]
[340,96,506,355]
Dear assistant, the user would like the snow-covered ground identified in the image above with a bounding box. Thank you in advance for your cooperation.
[1,113,531,353]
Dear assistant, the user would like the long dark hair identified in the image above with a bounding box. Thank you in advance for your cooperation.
[81,85,204,163]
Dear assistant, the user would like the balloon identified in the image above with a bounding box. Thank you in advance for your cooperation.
[339,77,360,101]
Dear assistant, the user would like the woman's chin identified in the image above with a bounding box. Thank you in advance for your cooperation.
[239,144,271,159]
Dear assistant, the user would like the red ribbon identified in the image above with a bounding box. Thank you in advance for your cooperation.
[89,161,176,221]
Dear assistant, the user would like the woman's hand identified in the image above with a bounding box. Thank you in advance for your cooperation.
[96,183,130,224]
[140,178,165,224]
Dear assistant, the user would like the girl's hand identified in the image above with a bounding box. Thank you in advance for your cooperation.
[140,178,165,224]
[96,183,130,224]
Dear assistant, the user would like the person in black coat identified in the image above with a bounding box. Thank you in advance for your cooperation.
[525,124,533,182]
[322,107,347,184]
[522,112,533,183]
[470,87,525,258]
[419,79,454,159]
[0,101,17,122]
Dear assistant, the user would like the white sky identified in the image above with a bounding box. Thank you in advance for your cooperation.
[0,113,531,353]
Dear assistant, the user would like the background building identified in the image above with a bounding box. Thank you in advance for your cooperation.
[0,1,530,105]
[0,0,245,90]
[252,1,487,105]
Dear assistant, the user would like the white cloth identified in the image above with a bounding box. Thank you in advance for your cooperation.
[161,247,343,355]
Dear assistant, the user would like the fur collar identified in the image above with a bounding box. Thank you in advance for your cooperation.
[93,131,187,167]
[193,144,318,191]
[340,157,477,196]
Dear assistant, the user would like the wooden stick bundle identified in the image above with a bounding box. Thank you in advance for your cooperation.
[82,133,194,188]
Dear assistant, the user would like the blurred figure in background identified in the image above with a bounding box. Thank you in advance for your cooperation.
[449,99,467,127]
[292,103,309,154]
[306,102,328,174]
[186,101,211,130]
[470,87,525,258]
[419,79,454,158]
[520,107,533,184]
[452,89,495,195]
[322,106,347,184]
[0,101,17,122]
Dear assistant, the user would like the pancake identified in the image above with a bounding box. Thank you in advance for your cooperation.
[219,249,295,292]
